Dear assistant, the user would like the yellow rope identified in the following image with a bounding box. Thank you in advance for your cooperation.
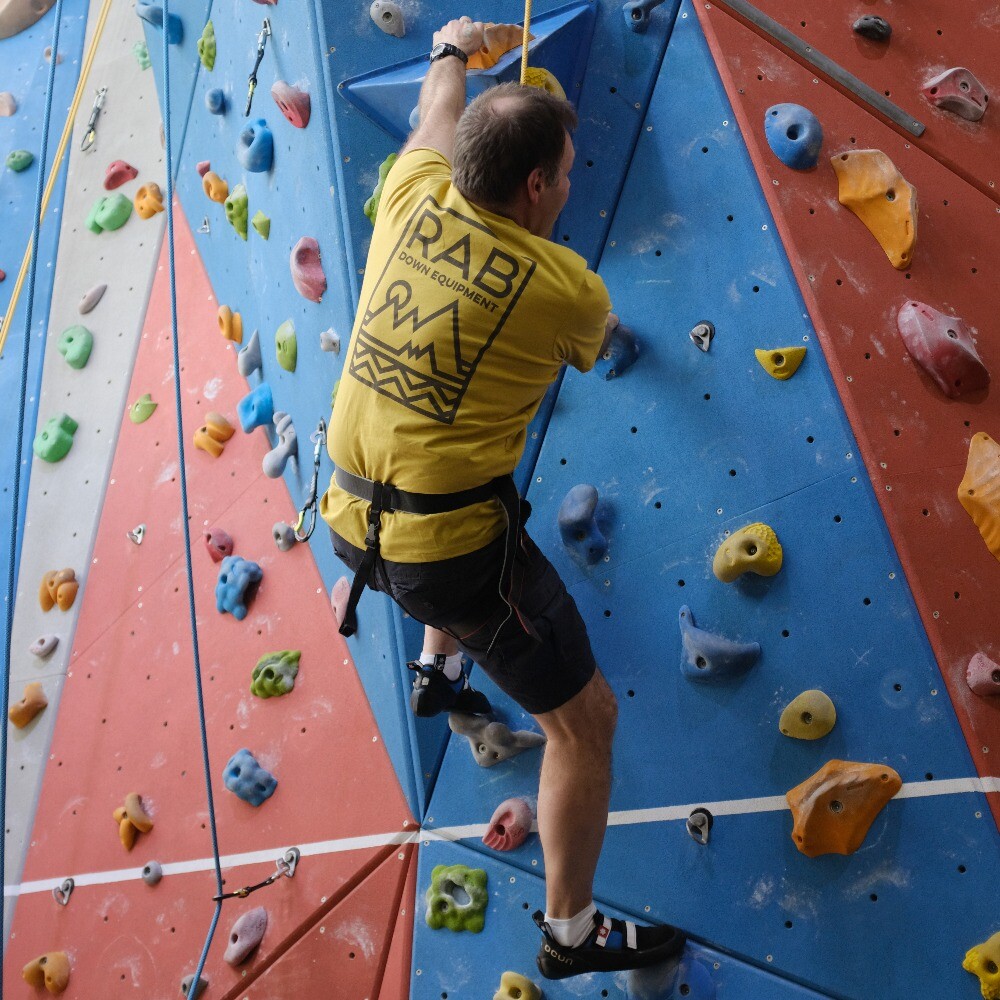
[520,0,533,84]
[0,0,115,358]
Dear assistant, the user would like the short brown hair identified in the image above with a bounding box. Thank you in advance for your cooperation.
[452,82,578,207]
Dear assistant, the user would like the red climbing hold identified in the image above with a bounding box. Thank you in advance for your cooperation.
[290,237,326,303]
[271,80,310,129]
[204,527,234,563]
[104,160,138,190]
[921,67,990,122]
[896,300,989,400]
[196,159,211,177]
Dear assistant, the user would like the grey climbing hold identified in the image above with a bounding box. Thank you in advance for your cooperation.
[408,104,421,130]
[689,320,715,352]
[678,606,761,681]
[78,283,106,314]
[224,906,268,965]
[449,712,546,768]
[273,522,296,551]
[237,329,262,378]
[52,878,74,906]
[853,15,891,41]
[558,484,610,565]
[29,634,59,658]
[141,860,163,885]
[370,0,404,37]
[319,328,341,354]
[126,524,146,545]
[686,807,713,845]
[262,412,296,478]
[181,973,208,999]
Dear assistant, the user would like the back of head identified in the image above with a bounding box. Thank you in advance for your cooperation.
[452,81,578,209]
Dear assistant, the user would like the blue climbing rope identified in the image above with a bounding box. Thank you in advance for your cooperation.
[159,2,225,991]
[1,1,66,989]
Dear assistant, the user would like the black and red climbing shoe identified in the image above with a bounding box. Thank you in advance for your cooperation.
[533,909,686,980]
[406,656,492,718]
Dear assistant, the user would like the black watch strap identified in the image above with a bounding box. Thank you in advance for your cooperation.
[430,41,469,65]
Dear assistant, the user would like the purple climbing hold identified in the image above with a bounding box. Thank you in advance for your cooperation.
[967,652,1000,697]
[222,749,276,806]
[896,300,989,399]
[922,67,990,122]
[593,320,638,380]
[224,907,268,965]
[215,555,262,620]
[678,606,761,681]
[238,382,274,432]
[558,484,610,565]
[853,15,891,42]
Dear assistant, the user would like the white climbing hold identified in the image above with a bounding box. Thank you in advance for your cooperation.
[370,0,404,37]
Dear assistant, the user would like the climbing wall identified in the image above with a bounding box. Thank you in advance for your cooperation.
[3,0,1000,998]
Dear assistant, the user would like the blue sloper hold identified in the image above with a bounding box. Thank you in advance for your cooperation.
[763,103,824,170]
[223,749,277,806]
[238,382,273,432]
[558,484,610,565]
[135,1,183,44]
[678,606,761,681]
[237,119,274,173]
[593,321,638,380]
[216,555,263,621]
[624,0,668,33]
[205,88,226,115]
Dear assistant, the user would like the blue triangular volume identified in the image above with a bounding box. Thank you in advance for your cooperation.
[339,1,597,140]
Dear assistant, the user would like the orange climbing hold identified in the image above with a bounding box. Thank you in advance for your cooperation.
[134,182,165,219]
[958,432,1000,562]
[218,305,243,344]
[8,682,47,728]
[114,792,153,850]
[830,149,917,270]
[202,171,229,203]
[38,569,78,612]
[193,411,235,457]
[21,952,70,995]
[787,759,902,857]
[467,22,531,69]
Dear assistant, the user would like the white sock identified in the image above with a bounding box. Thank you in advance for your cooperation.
[544,902,597,948]
[419,651,463,682]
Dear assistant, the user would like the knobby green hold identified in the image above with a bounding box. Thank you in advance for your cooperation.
[197,20,216,70]
[250,650,301,698]
[225,183,248,240]
[133,40,151,70]
[275,320,297,372]
[364,153,397,225]
[251,210,270,239]
[425,864,487,933]
[86,193,133,233]
[129,393,157,424]
[6,149,33,172]
[57,325,93,369]
[33,413,78,462]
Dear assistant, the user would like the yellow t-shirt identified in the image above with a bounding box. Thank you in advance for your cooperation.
[320,147,611,562]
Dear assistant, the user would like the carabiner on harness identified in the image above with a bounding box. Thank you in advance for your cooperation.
[292,419,327,542]
[80,87,107,152]
[244,19,271,116]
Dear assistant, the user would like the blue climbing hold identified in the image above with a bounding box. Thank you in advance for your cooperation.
[215,555,263,621]
[238,382,274,433]
[237,119,274,173]
[223,749,277,806]
[667,954,717,999]
[593,321,638,380]
[624,0,667,34]
[558,484,610,565]
[135,1,183,44]
[678,606,761,681]
[763,103,823,170]
[205,88,226,115]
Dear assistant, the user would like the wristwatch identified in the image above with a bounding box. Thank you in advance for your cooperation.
[429,41,469,65]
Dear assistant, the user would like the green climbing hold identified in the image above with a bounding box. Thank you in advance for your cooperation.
[133,40,151,70]
[57,325,93,369]
[6,149,33,172]
[364,153,398,225]
[33,413,78,463]
[86,193,133,234]
[225,183,248,240]
[129,393,157,424]
[251,210,270,239]
[197,20,216,70]
[275,320,297,372]
[250,650,301,698]
[424,864,488,933]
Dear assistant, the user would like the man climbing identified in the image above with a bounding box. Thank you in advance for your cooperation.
[321,15,685,980]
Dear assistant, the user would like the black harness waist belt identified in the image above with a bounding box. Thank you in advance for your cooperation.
[334,466,520,638]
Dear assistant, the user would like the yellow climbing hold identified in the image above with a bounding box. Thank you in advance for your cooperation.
[964,930,1000,1000]
[779,690,836,740]
[202,171,229,204]
[831,148,917,270]
[493,971,542,1000]
[218,305,243,344]
[467,22,531,70]
[713,522,783,583]
[959,432,1000,563]
[755,346,806,381]
[524,67,566,100]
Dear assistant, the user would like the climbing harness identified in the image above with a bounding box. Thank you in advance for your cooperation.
[292,419,327,542]
[212,848,301,902]
[244,18,271,116]
[519,0,533,84]
[79,86,107,152]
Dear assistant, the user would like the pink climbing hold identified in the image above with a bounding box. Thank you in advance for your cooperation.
[967,652,1000,697]
[0,92,16,117]
[271,80,310,129]
[290,237,326,303]
[104,160,138,191]
[224,907,268,966]
[482,797,533,852]
[0,269,5,282]
[196,160,211,177]
[204,528,234,563]
[896,300,989,399]
[330,576,351,628]
[250,0,277,4]
[922,67,989,122]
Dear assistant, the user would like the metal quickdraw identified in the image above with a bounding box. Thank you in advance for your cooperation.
[293,419,327,542]
[212,847,300,902]
[244,19,271,116]
[80,87,107,152]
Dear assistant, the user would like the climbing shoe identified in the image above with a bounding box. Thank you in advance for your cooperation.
[533,909,686,980]
[406,656,492,718]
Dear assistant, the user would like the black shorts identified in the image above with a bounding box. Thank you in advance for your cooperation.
[329,522,597,715]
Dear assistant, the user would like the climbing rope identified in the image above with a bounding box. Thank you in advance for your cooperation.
[520,0,533,84]
[2,0,67,988]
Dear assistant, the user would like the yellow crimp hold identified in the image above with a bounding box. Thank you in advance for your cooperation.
[494,970,542,1000]
[755,346,806,381]
[22,952,71,995]
[218,305,243,344]
[134,182,165,220]
[202,170,229,204]
[831,149,917,270]
[964,930,1000,1000]
[959,431,1000,563]
[114,792,153,851]
[779,690,836,740]
[467,23,532,70]
[523,67,566,100]
[713,522,783,583]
